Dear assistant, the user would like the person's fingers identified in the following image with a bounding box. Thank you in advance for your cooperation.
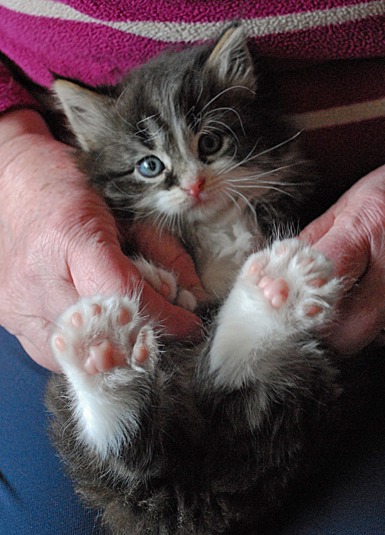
[325,261,385,354]
[300,174,385,354]
[300,197,369,285]
[140,282,202,341]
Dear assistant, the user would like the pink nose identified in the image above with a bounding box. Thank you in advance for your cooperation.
[188,177,206,199]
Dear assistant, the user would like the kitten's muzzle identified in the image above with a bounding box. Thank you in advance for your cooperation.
[185,177,206,200]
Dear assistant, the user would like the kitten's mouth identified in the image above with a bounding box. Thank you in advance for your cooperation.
[189,189,215,207]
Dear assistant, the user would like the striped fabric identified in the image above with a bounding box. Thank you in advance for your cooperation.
[0,0,384,194]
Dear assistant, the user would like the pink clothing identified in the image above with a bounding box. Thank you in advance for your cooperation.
[0,0,385,184]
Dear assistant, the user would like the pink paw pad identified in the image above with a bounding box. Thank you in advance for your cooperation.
[117,307,132,326]
[132,327,152,365]
[246,260,265,283]
[258,276,289,308]
[54,335,66,352]
[84,340,127,375]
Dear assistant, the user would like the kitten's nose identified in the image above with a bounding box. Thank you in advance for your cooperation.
[188,177,206,199]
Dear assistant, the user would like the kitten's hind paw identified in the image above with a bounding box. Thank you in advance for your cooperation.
[51,295,158,376]
[240,238,342,329]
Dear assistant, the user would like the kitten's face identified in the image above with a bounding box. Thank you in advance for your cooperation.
[55,27,294,228]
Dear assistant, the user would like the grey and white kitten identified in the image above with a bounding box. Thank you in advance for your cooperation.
[47,27,344,534]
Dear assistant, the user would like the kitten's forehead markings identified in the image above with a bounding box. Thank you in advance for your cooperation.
[135,116,164,144]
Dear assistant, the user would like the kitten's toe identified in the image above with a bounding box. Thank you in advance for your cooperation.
[175,288,197,311]
[132,257,178,302]
[131,325,157,371]
[258,276,289,308]
[84,340,127,375]
[241,255,290,309]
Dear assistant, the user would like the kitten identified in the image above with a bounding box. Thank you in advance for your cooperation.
[47,26,343,534]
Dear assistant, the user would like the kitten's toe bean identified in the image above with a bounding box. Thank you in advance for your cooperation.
[85,340,127,375]
[242,254,268,285]
[258,276,289,308]
[54,335,66,352]
[117,307,133,326]
[131,326,156,369]
[71,311,83,328]
[308,278,326,288]
[305,304,322,317]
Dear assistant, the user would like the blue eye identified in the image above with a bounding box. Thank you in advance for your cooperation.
[137,156,165,178]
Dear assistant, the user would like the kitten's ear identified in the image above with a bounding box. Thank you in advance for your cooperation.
[205,25,256,91]
[53,79,111,151]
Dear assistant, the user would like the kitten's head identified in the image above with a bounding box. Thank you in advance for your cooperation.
[54,26,298,229]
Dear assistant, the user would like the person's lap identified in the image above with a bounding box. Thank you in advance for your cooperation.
[1,326,385,534]
[0,326,100,534]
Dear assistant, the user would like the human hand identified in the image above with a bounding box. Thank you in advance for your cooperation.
[300,164,385,354]
[0,110,202,371]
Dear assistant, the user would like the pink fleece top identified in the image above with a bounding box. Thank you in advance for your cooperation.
[1,0,385,184]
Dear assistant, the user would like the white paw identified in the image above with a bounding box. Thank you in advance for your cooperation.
[51,295,157,375]
[240,238,342,328]
[133,257,197,311]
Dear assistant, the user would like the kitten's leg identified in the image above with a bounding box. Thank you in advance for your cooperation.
[51,295,158,457]
[209,238,342,389]
[132,256,197,311]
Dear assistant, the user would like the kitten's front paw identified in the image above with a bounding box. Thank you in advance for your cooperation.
[51,295,157,375]
[132,257,197,311]
[241,239,342,328]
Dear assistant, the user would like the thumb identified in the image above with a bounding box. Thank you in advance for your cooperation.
[300,208,369,287]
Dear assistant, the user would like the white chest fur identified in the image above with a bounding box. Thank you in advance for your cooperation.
[193,206,265,298]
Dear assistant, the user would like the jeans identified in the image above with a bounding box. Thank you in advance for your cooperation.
[0,327,100,534]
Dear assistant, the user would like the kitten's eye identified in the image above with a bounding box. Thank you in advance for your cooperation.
[137,156,165,178]
[198,133,223,157]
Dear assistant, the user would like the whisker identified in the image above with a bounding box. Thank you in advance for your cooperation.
[226,186,257,220]
[200,86,255,115]
[204,106,246,137]
[225,162,305,185]
[223,138,262,175]
[203,119,240,145]
[242,131,303,167]
[223,131,303,178]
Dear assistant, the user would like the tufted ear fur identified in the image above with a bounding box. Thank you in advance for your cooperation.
[53,79,112,151]
[204,25,256,91]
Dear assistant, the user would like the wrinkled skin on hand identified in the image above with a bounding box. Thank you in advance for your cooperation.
[301,164,385,354]
[0,110,202,371]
